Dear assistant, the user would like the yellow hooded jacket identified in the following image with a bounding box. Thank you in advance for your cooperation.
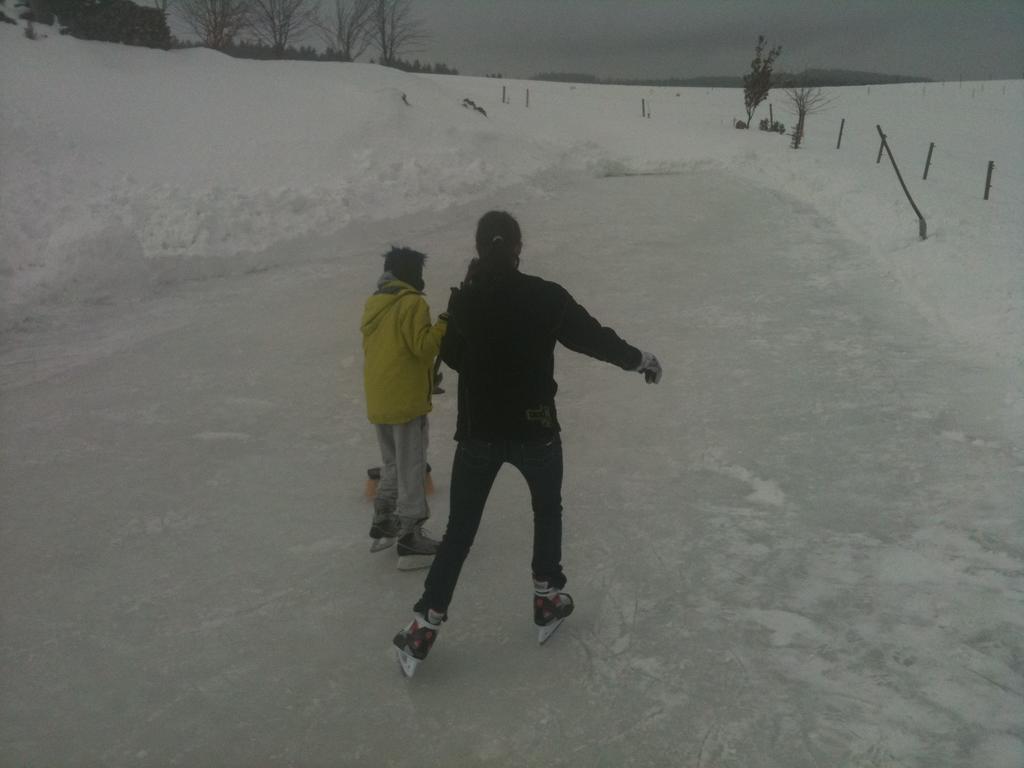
[361,278,448,425]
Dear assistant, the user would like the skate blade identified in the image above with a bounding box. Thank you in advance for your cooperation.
[396,553,435,571]
[396,647,420,678]
[370,537,395,552]
[538,618,565,645]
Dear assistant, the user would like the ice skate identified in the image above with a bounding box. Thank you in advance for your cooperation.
[393,611,443,678]
[369,498,399,552]
[534,579,574,645]
[396,524,440,570]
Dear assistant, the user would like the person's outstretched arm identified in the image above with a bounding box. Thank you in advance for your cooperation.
[555,289,662,383]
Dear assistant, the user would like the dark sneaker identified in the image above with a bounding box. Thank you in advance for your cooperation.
[396,525,440,571]
[369,498,399,552]
[369,517,399,552]
[533,579,574,644]
[393,611,443,677]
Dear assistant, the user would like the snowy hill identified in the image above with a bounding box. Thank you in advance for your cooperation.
[3,23,1021,377]
[1,27,580,316]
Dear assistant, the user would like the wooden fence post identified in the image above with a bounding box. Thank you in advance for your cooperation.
[876,124,927,240]
[984,161,995,200]
[876,132,886,164]
[502,85,506,104]
[836,118,845,149]
[923,142,935,180]
[769,103,774,127]
[642,98,646,117]
[526,88,529,108]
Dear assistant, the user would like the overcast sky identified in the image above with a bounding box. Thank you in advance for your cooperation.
[393,0,1024,81]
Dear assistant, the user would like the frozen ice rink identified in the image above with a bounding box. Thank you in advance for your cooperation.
[3,172,1020,767]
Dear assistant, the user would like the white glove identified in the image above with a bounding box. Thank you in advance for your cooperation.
[636,351,662,384]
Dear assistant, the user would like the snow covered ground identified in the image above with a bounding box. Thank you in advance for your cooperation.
[1,23,1022,768]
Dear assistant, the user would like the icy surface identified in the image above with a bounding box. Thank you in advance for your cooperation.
[1,22,1022,768]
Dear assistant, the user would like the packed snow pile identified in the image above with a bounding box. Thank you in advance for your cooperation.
[0,26,582,318]
[1,22,1021,377]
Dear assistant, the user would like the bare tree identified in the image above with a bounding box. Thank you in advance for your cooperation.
[176,0,250,48]
[316,0,373,61]
[247,0,319,57]
[370,0,425,66]
[785,84,835,148]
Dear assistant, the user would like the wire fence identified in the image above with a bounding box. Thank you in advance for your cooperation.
[802,81,1024,208]
[486,79,1024,208]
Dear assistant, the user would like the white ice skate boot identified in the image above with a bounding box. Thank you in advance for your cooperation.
[393,610,444,678]
[534,579,574,644]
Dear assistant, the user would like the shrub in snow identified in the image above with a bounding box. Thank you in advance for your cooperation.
[758,117,786,134]
[18,7,53,24]
[56,0,171,49]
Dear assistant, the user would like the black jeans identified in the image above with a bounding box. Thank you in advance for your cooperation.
[415,436,566,616]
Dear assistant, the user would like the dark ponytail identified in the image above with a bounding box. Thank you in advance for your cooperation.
[470,210,521,285]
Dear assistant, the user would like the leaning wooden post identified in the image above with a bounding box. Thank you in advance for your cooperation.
[984,161,995,200]
[769,103,774,127]
[836,118,845,149]
[641,98,646,117]
[526,88,530,108]
[923,142,935,180]
[876,132,886,164]
[876,125,927,240]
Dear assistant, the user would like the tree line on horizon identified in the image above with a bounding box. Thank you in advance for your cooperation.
[533,68,932,89]
[168,37,456,72]
[12,0,459,72]
[11,1,930,90]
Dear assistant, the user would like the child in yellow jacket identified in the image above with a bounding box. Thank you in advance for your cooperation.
[361,247,448,570]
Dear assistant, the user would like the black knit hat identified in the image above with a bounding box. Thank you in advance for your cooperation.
[383,246,426,291]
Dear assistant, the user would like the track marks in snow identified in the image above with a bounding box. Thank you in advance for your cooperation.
[193,431,251,442]
[742,608,828,648]
[701,449,787,508]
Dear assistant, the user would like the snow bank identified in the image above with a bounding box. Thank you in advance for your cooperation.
[2,23,1021,378]
[0,26,590,319]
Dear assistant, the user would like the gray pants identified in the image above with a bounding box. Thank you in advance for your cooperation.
[374,416,430,533]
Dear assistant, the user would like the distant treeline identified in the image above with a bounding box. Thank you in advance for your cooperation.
[170,38,457,74]
[778,69,932,87]
[533,69,933,88]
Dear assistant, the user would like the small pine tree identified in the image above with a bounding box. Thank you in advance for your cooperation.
[743,35,782,129]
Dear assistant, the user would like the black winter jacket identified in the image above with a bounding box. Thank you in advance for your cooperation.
[440,271,642,442]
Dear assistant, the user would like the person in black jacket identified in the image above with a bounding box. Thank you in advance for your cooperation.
[393,210,662,676]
